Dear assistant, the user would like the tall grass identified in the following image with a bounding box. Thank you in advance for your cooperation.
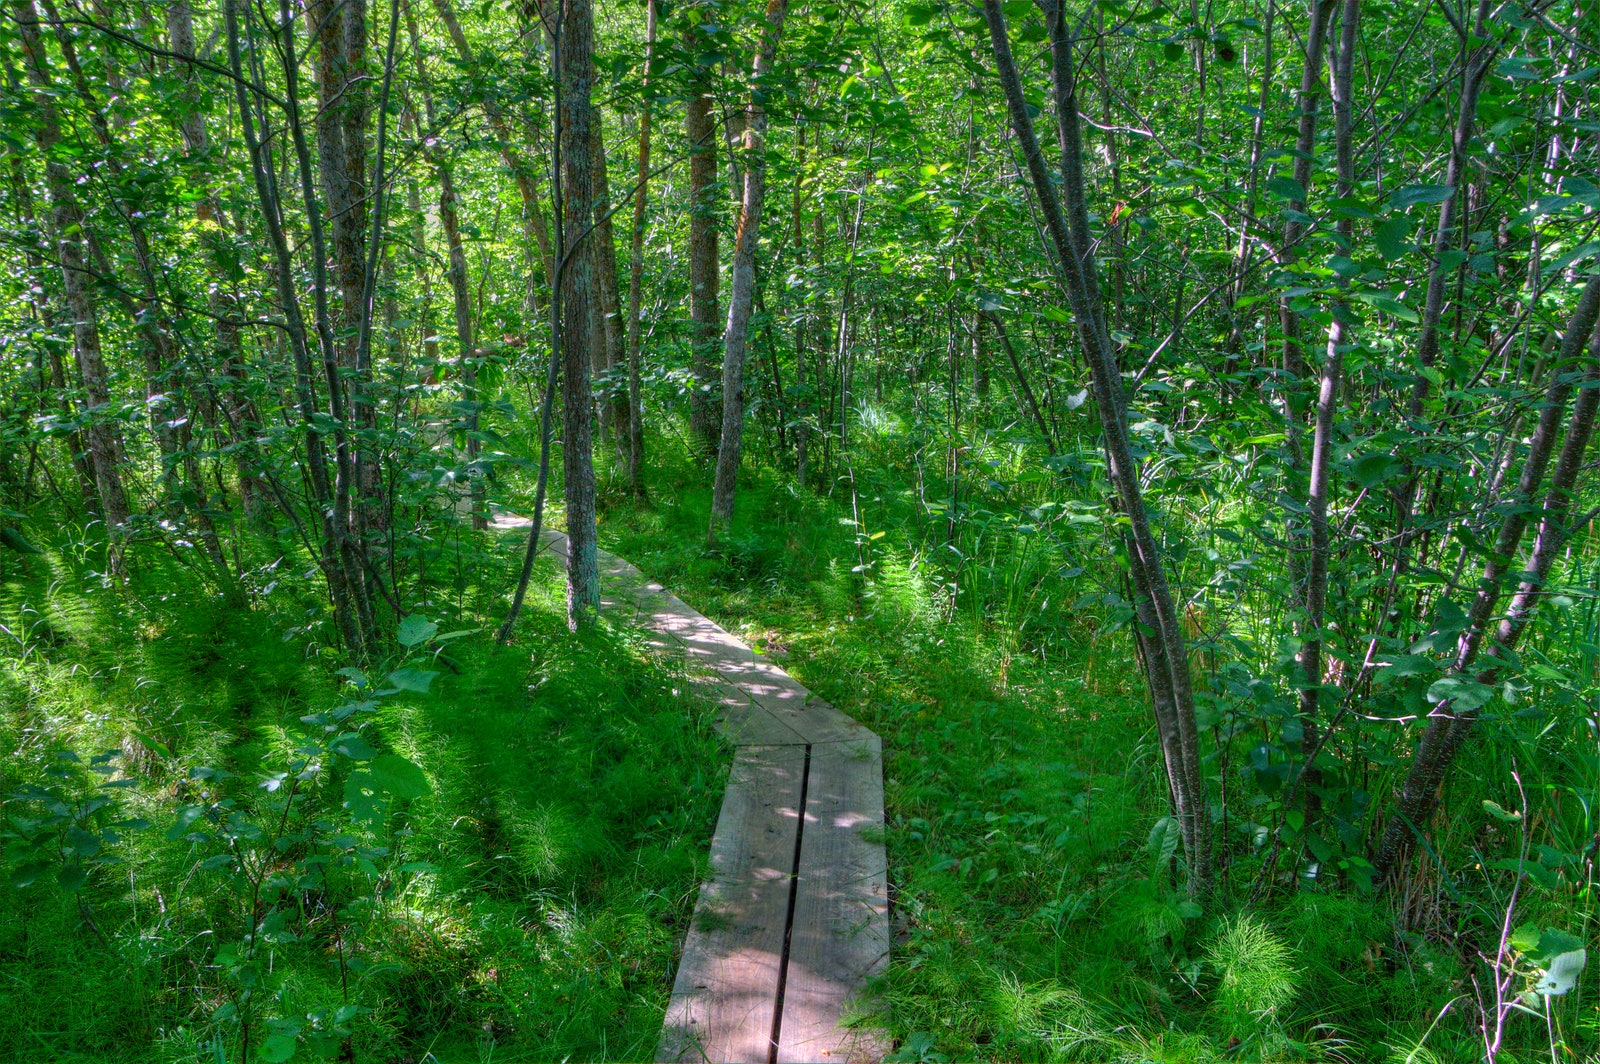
[0,522,727,1061]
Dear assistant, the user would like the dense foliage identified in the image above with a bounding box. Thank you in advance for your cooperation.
[1,0,1597,1057]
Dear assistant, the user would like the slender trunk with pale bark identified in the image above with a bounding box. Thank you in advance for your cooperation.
[991,0,1212,891]
[623,0,656,496]
[1296,0,1359,824]
[708,0,792,537]
[14,0,131,536]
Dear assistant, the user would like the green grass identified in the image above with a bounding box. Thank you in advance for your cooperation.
[588,446,1547,1063]
[0,528,728,1062]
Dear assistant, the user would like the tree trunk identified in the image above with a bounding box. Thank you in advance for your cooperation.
[308,0,381,544]
[591,107,628,444]
[410,10,485,529]
[686,37,722,454]
[1277,0,1335,386]
[623,0,657,496]
[708,0,792,538]
[1296,0,1359,825]
[1374,275,1600,878]
[990,0,1211,891]
[225,0,366,649]
[14,0,131,536]
[558,0,600,628]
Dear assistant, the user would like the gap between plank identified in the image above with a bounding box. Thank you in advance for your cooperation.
[767,742,812,1064]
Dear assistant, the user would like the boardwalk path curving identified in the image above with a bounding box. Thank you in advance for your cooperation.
[502,520,889,1063]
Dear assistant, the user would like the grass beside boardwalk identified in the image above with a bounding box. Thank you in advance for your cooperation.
[593,453,1473,1063]
[0,533,727,1062]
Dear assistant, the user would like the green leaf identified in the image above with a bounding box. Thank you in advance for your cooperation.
[1351,291,1419,322]
[1482,799,1521,823]
[1390,184,1455,209]
[1147,816,1181,867]
[259,1034,297,1062]
[1264,175,1306,202]
[1536,950,1586,996]
[370,753,430,800]
[385,667,438,694]
[1534,929,1585,961]
[1489,857,1557,888]
[396,614,438,648]
[331,733,377,761]
[1348,453,1398,488]
[1426,675,1493,711]
[1374,215,1413,260]
[58,863,88,893]
[0,527,43,554]
[11,861,51,888]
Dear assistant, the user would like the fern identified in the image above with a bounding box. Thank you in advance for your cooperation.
[1206,915,1301,1027]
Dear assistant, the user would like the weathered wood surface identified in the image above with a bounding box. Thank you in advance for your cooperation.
[500,520,887,1062]
[658,745,805,1062]
[776,736,890,1063]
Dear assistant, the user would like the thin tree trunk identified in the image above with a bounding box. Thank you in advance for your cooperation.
[1296,0,1359,825]
[1374,275,1600,877]
[623,0,657,496]
[558,0,600,628]
[1277,0,1335,385]
[992,0,1211,891]
[13,0,131,535]
[410,9,485,529]
[226,0,364,649]
[308,0,381,544]
[432,0,556,284]
[591,107,628,444]
[44,0,231,578]
[982,312,1054,453]
[686,33,722,453]
[708,0,792,538]
[169,0,265,520]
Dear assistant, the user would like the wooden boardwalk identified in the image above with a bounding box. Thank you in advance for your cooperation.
[514,523,888,1063]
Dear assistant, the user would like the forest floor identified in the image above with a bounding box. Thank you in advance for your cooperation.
[584,451,1478,1063]
[0,526,728,1061]
[0,443,1507,1062]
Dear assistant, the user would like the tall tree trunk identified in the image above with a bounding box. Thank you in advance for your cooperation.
[1276,0,1335,386]
[982,312,1053,453]
[1296,0,1359,825]
[13,0,131,536]
[432,0,557,299]
[685,32,722,453]
[308,0,382,544]
[708,0,792,537]
[558,0,600,627]
[591,107,627,443]
[43,0,232,578]
[168,0,266,520]
[623,0,656,496]
[410,8,485,529]
[1374,275,1600,878]
[990,0,1212,891]
[1407,0,1495,422]
[225,0,365,649]
[2,132,97,512]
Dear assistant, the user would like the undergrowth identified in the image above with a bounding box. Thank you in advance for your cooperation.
[592,444,1593,1063]
[0,522,727,1061]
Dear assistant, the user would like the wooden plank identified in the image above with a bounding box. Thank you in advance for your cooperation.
[532,527,889,1057]
[776,736,890,1064]
[659,745,807,1063]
